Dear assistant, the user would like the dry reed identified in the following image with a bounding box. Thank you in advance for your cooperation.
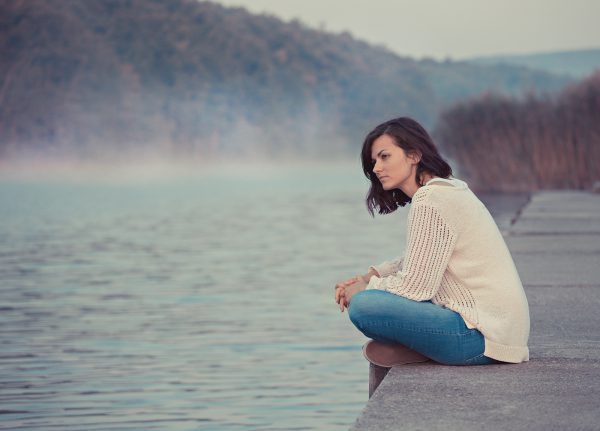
[434,71,600,191]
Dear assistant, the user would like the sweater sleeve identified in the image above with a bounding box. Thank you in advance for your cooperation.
[366,203,457,301]
[367,256,404,277]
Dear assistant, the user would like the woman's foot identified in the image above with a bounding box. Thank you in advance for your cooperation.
[362,340,431,367]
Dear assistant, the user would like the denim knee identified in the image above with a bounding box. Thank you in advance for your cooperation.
[348,290,379,330]
[348,291,366,328]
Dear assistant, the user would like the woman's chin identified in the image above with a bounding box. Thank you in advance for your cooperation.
[382,183,401,192]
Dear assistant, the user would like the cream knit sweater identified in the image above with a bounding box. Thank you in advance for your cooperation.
[366,177,530,363]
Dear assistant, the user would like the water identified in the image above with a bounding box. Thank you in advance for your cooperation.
[0,162,417,431]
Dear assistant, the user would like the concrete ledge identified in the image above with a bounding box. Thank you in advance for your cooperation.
[351,191,600,430]
[353,359,600,431]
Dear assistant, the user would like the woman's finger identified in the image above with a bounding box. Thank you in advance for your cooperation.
[338,290,346,312]
[335,275,360,291]
[335,286,345,304]
[345,276,361,286]
[337,287,345,304]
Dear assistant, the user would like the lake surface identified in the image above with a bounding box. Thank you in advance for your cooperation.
[0,162,527,430]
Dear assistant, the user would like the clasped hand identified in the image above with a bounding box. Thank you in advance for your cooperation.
[334,275,367,312]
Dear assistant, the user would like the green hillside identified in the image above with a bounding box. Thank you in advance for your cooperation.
[468,48,600,79]
[0,0,571,161]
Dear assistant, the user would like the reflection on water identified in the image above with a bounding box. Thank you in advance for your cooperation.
[0,163,526,430]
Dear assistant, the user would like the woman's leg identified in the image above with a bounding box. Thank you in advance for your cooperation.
[348,289,497,366]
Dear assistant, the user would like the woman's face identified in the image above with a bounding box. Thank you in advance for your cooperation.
[371,134,420,193]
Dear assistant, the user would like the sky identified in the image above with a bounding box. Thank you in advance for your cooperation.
[214,0,600,60]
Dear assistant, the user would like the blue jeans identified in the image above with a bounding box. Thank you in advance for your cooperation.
[349,290,498,366]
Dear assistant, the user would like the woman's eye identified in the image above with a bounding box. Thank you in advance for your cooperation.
[381,154,388,160]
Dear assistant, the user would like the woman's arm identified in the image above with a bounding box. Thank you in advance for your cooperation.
[367,204,457,301]
[366,256,404,279]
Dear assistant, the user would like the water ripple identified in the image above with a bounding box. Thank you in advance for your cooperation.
[0,169,525,430]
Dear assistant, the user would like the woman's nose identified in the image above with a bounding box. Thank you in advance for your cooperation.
[373,161,382,173]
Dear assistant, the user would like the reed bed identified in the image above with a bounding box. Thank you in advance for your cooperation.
[435,71,600,191]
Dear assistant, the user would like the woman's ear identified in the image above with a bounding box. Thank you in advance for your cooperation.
[407,150,422,165]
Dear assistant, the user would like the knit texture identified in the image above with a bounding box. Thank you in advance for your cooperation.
[366,177,530,363]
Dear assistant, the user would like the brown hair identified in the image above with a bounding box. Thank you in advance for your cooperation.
[361,117,453,216]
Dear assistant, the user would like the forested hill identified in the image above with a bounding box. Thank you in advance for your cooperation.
[468,48,600,79]
[0,0,571,161]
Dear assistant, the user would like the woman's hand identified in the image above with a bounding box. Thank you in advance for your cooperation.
[334,269,378,312]
[343,278,367,306]
[335,276,360,311]
[335,276,368,312]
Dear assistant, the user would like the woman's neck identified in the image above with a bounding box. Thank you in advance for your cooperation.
[406,172,439,198]
[421,172,437,185]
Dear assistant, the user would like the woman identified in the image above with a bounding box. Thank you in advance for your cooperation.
[335,117,530,368]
